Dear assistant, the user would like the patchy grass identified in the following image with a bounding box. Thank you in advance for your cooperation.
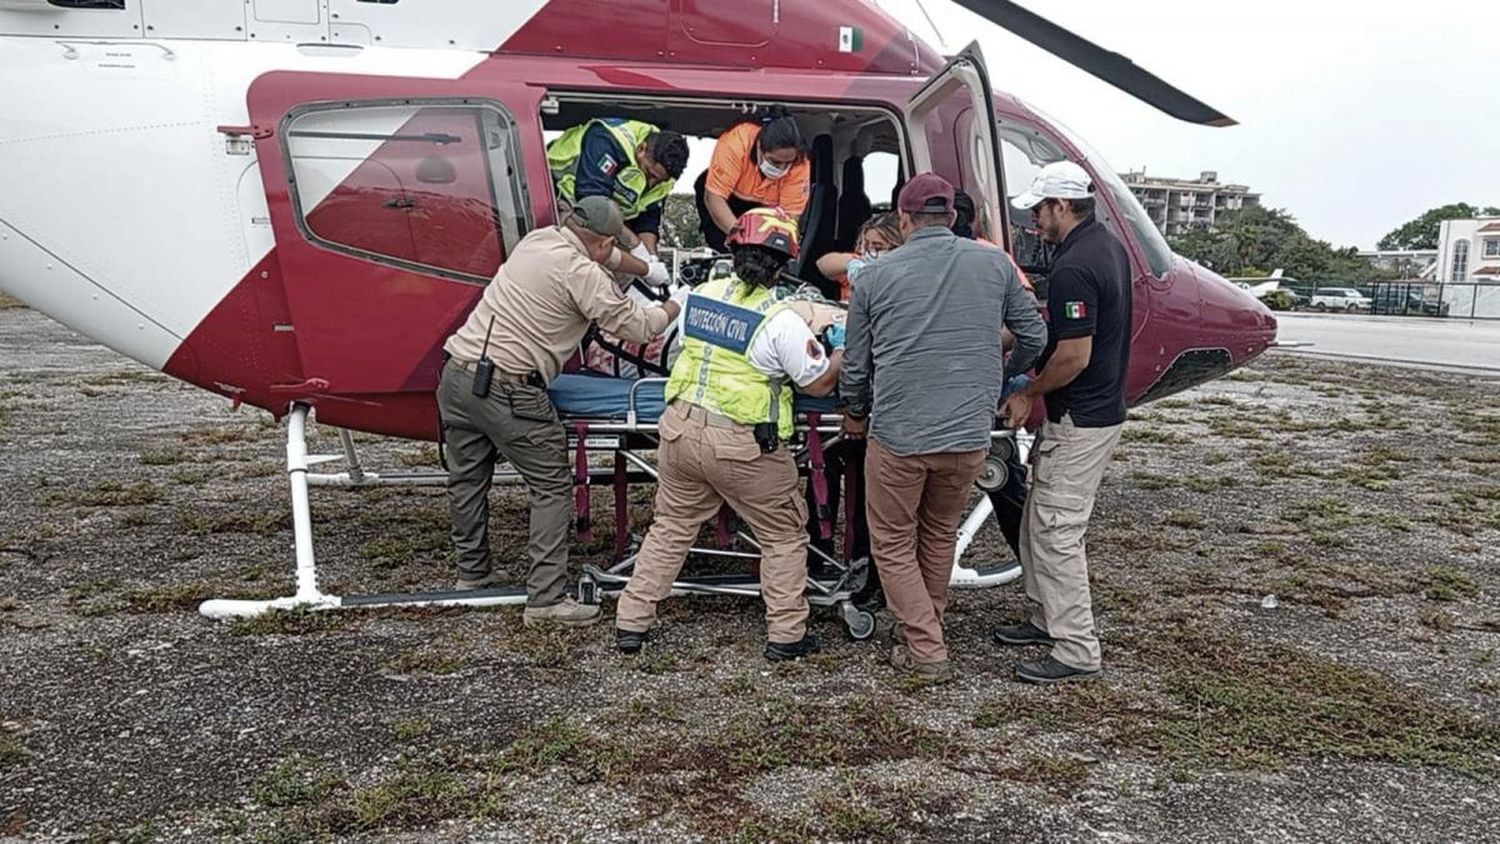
[1165,511,1206,530]
[138,445,191,466]
[252,755,344,809]
[385,648,467,676]
[1251,451,1308,479]
[393,719,433,741]
[397,448,440,469]
[1130,471,1177,491]
[121,581,249,613]
[1147,629,1500,775]
[1423,565,1480,602]
[182,425,264,447]
[227,608,350,637]
[1207,418,1265,440]
[1185,474,1238,493]
[0,292,26,309]
[1121,427,1190,445]
[47,481,162,508]
[1203,450,1230,466]
[83,370,166,387]
[177,509,288,537]
[0,730,31,769]
[996,756,1092,792]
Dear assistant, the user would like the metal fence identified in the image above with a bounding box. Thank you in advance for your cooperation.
[1367,281,1500,320]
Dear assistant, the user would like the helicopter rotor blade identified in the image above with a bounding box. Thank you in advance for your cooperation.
[950,0,1237,127]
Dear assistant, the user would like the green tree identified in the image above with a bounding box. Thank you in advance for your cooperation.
[1170,206,1390,283]
[1377,203,1500,251]
[659,193,705,249]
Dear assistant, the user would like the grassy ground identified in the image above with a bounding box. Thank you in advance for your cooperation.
[1,310,1498,842]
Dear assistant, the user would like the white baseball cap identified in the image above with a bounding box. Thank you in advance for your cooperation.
[1009,160,1094,210]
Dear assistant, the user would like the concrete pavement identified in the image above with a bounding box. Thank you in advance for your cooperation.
[1272,312,1500,374]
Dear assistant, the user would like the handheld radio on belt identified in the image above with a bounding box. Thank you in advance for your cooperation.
[471,316,496,398]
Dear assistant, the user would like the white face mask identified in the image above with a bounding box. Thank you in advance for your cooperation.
[758,157,791,180]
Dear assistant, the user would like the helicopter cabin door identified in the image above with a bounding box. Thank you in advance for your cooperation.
[904,42,1007,249]
[244,72,543,398]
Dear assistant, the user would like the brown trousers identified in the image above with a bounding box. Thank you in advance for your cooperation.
[1020,414,1122,670]
[616,403,811,643]
[866,437,987,664]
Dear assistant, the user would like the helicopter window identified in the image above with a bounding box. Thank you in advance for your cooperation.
[1008,106,1175,278]
[283,100,526,284]
[47,0,125,7]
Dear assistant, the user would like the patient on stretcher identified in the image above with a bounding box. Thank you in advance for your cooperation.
[577,279,846,387]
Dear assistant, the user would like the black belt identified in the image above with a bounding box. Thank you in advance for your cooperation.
[445,355,543,388]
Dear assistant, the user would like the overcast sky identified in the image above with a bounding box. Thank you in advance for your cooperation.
[873,0,1500,250]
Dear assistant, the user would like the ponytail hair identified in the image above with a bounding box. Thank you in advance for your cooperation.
[757,105,805,156]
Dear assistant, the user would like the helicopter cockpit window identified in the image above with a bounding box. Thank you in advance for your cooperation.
[47,0,126,8]
[284,100,526,284]
[1006,106,1175,278]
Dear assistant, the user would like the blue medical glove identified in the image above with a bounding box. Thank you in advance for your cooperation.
[823,322,846,351]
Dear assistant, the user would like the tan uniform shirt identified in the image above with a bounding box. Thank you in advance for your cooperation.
[443,225,672,381]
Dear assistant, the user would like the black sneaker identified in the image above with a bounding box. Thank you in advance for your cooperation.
[1015,656,1101,685]
[615,627,649,654]
[992,621,1054,646]
[764,634,821,662]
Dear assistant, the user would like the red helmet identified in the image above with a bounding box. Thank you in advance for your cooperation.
[726,207,800,260]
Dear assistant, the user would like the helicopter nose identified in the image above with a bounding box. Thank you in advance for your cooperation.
[1196,267,1279,364]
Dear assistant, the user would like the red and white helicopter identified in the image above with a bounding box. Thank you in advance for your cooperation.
[0,0,1277,624]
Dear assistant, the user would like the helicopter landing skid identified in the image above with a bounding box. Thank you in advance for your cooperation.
[198,403,540,619]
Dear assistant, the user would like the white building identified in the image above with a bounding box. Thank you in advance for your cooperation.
[1435,217,1500,318]
[1358,249,1439,279]
[1120,170,1261,237]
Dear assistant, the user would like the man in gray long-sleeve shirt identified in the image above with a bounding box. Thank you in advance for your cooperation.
[840,172,1046,683]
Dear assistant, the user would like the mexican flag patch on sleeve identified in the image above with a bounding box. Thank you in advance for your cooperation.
[1063,301,1087,319]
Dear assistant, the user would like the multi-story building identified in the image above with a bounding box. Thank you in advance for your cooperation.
[1435,217,1500,318]
[1120,170,1261,237]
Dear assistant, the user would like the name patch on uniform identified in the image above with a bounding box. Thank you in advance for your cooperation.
[1063,301,1088,319]
[683,296,764,356]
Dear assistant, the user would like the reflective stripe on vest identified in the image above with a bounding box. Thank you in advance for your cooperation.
[546,118,675,220]
[666,275,795,439]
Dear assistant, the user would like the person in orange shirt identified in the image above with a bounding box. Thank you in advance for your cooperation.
[694,109,810,252]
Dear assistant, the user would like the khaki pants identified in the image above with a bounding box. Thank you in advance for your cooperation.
[437,361,573,607]
[1019,414,1122,671]
[865,437,987,664]
[617,403,811,643]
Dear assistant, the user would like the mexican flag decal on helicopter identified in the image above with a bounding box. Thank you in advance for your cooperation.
[838,26,864,53]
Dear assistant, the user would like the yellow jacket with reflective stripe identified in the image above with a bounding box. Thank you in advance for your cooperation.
[666,275,794,439]
[547,118,675,221]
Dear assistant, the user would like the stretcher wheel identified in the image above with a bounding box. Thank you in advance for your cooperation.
[976,438,1017,491]
[841,602,876,641]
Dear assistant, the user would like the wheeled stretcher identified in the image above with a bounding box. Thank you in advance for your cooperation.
[545,372,882,639]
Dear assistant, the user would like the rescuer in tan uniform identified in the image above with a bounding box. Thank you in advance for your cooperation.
[439,196,687,627]
[615,208,843,661]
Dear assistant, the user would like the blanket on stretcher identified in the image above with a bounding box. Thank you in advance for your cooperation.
[549,373,839,423]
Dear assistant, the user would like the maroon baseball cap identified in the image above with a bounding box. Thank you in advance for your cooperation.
[897,172,956,213]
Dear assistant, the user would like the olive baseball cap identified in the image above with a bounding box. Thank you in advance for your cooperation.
[568,195,624,237]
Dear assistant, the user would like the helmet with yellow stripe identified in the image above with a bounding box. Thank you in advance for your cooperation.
[726,207,801,260]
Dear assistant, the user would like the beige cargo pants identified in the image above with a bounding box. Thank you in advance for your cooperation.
[616,402,811,643]
[1019,414,1123,671]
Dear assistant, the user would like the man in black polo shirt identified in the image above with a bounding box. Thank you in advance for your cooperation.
[995,161,1132,684]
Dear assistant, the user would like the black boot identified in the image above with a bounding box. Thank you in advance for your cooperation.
[992,621,1054,646]
[765,634,821,662]
[615,627,649,654]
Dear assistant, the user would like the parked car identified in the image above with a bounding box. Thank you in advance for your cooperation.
[1310,287,1371,312]
[1369,286,1450,317]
